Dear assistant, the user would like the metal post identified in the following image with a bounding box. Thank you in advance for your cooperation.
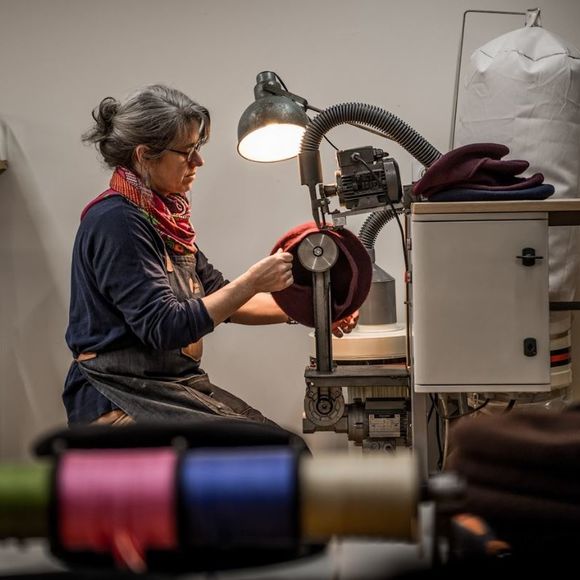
[313,270,333,372]
[298,232,339,373]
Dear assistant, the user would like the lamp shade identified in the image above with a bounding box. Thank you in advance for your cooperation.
[237,95,309,162]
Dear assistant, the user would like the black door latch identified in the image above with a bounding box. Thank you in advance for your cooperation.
[516,247,544,267]
[523,338,537,357]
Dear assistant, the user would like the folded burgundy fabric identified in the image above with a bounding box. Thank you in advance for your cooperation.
[413,143,546,198]
[446,408,580,551]
[448,408,580,471]
[270,222,372,327]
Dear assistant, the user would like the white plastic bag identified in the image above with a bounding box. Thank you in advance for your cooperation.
[456,25,580,387]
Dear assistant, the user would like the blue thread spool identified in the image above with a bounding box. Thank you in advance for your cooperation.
[180,447,297,547]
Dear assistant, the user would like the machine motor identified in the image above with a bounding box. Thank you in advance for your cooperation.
[335,146,402,210]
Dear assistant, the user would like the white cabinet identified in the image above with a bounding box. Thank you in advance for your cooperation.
[410,211,550,393]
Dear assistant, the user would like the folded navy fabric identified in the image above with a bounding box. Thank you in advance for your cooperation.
[413,143,547,199]
[429,184,554,202]
[270,222,372,327]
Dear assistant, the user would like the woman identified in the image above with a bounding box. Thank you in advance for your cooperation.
[63,84,307,426]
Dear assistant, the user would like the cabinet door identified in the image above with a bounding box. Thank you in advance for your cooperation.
[412,216,549,392]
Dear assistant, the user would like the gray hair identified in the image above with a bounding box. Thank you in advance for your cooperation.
[83,84,210,170]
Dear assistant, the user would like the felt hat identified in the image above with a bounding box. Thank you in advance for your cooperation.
[271,222,372,327]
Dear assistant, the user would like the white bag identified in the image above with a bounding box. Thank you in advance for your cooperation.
[456,24,580,387]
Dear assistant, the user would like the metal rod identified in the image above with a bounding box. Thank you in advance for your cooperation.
[449,9,526,150]
[313,270,333,373]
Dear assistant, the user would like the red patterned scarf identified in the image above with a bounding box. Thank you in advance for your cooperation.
[81,167,196,254]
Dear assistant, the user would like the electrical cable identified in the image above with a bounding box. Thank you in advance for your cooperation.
[306,114,340,151]
[274,72,289,92]
[435,398,443,471]
[439,396,450,471]
[322,133,339,151]
[274,73,340,153]
[504,399,516,413]
[359,207,403,251]
[427,395,436,423]
[433,397,490,421]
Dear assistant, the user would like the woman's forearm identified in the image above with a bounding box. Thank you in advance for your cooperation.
[229,293,288,325]
[201,272,256,326]
[201,251,294,326]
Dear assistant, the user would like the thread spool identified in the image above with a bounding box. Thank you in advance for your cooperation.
[181,447,297,547]
[57,449,177,572]
[0,463,51,539]
[300,451,418,541]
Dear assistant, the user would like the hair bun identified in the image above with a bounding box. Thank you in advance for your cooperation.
[92,96,119,134]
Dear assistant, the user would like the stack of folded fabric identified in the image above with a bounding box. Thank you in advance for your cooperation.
[413,143,554,201]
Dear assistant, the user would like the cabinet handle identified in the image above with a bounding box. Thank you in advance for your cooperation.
[516,247,544,267]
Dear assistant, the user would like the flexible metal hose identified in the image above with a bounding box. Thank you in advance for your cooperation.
[300,102,441,166]
[358,208,401,251]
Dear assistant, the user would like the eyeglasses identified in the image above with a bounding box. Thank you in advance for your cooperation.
[165,141,204,164]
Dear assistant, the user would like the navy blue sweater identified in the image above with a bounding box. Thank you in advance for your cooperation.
[63,196,228,424]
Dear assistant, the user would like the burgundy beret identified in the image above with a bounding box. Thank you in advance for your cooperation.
[413,143,545,198]
[270,222,372,327]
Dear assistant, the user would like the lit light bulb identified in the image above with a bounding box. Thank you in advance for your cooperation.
[238,123,306,162]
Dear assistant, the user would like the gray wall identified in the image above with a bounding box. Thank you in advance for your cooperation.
[1,0,579,460]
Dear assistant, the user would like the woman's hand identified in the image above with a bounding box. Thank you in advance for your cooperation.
[332,311,359,338]
[247,250,294,293]
[203,251,293,326]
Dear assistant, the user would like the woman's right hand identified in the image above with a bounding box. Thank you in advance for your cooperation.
[202,250,294,326]
[247,250,294,293]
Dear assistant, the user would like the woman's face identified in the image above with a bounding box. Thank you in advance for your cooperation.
[145,123,204,196]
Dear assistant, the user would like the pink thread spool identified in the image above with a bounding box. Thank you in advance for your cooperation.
[57,448,177,572]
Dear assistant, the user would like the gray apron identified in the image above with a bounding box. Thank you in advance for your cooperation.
[77,250,273,425]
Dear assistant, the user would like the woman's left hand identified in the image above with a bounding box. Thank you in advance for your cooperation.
[332,311,359,338]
